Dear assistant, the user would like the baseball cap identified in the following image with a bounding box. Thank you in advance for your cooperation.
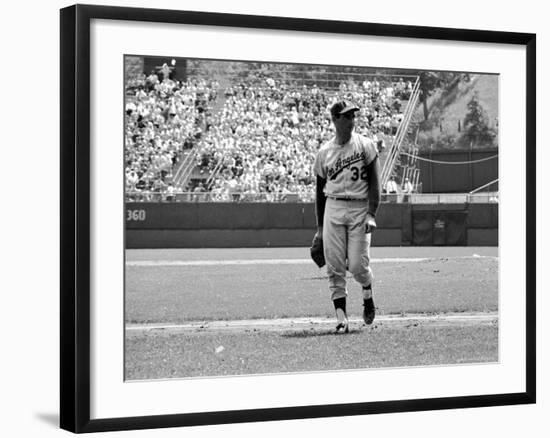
[330,100,360,117]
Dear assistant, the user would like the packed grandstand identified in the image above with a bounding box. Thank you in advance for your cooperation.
[124,59,418,202]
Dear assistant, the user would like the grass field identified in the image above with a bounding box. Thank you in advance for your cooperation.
[125,246,498,380]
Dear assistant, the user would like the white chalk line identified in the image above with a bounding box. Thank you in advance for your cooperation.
[126,312,498,332]
[127,255,497,267]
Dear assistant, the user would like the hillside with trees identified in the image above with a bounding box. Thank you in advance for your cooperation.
[413,73,498,150]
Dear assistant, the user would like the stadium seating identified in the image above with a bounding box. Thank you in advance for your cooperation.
[124,74,220,199]
[125,73,408,202]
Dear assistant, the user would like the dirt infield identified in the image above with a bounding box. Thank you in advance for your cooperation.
[126,312,497,333]
[125,316,498,379]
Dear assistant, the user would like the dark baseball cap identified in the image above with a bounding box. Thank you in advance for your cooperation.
[330,100,360,116]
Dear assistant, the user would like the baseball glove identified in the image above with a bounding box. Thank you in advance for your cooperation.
[310,234,326,268]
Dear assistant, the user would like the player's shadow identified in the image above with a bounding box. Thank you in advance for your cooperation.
[280,328,361,338]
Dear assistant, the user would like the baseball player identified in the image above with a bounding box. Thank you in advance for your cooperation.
[313,100,381,333]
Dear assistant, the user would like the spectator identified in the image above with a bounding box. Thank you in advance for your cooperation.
[160,63,172,82]
[193,182,206,202]
[126,169,139,190]
[402,178,413,203]
[385,176,398,202]
[126,71,409,202]
[165,183,177,202]
[227,178,241,202]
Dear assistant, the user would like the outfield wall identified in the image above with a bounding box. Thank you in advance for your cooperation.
[417,148,498,193]
[126,202,498,248]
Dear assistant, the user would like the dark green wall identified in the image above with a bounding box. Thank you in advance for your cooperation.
[125,202,497,248]
[418,148,498,193]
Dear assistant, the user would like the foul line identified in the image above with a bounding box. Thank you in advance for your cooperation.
[126,312,498,332]
[127,255,497,267]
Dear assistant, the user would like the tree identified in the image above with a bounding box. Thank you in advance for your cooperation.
[417,71,462,121]
[463,93,496,146]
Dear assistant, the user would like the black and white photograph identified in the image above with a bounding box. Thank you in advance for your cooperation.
[4,0,549,433]
[124,57,500,380]
[51,2,540,435]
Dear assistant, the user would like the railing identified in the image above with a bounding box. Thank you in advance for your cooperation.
[470,178,499,194]
[205,160,224,190]
[126,191,315,203]
[400,145,419,185]
[380,77,422,189]
[390,192,499,204]
[172,148,200,188]
[171,150,192,183]
[126,191,498,204]
[186,65,420,92]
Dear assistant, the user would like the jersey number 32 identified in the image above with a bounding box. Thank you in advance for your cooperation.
[350,165,367,181]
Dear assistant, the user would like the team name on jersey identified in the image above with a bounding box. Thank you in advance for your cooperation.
[327,150,367,181]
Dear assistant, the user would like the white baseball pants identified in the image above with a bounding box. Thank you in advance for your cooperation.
[322,198,373,301]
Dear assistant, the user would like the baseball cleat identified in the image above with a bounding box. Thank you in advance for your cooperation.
[335,307,349,334]
[335,320,349,334]
[363,298,375,325]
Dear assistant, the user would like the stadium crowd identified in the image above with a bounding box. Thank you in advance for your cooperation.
[124,68,220,198]
[125,68,412,202]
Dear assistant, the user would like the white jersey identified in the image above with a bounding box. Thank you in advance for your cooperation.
[314,132,378,199]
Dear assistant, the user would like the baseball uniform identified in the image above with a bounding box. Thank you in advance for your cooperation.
[314,131,378,301]
[313,100,381,331]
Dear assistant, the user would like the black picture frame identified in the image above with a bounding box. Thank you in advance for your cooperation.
[60,4,536,433]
